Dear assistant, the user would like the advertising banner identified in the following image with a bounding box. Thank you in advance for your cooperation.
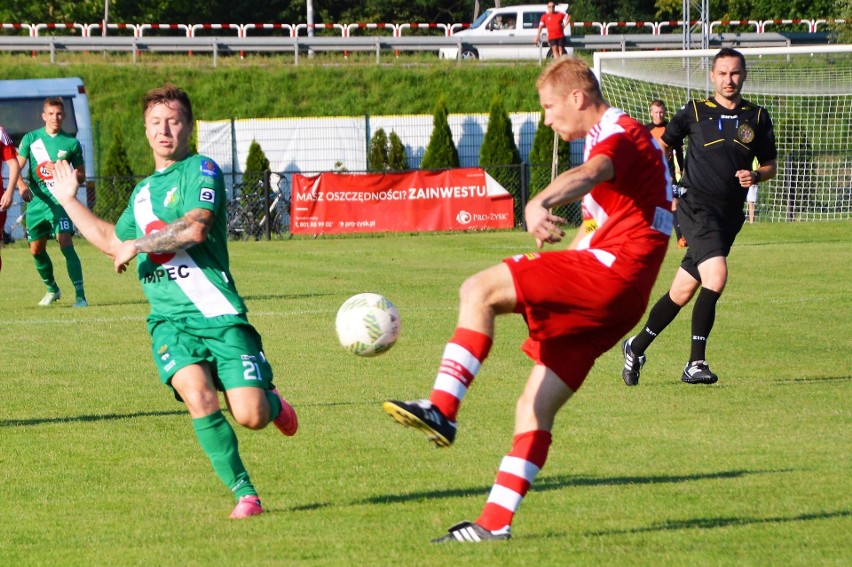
[290,168,514,235]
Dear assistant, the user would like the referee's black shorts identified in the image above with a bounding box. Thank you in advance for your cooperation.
[676,192,744,281]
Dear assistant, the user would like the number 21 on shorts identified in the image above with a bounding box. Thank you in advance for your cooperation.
[240,355,263,381]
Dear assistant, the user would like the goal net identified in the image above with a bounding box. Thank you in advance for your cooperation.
[594,46,852,222]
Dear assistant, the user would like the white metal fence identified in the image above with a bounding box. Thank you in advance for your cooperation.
[1,18,845,38]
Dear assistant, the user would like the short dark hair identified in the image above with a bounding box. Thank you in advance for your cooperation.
[142,83,193,124]
[649,99,666,110]
[43,97,64,110]
[713,47,746,72]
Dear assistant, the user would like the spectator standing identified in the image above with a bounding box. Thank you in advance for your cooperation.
[535,2,572,58]
[746,158,759,223]
[646,99,687,247]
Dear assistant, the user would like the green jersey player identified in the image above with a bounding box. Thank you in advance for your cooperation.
[49,84,298,519]
[16,98,88,307]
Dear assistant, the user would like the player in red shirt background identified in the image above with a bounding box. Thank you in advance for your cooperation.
[384,57,672,543]
[535,2,572,58]
[0,125,29,274]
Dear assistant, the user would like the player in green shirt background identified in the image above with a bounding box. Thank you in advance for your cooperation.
[49,84,298,519]
[16,97,88,307]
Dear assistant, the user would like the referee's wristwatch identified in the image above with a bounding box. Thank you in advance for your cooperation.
[751,170,761,183]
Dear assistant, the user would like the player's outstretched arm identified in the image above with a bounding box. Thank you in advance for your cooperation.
[52,159,124,260]
[525,154,613,248]
[113,208,214,273]
[535,154,613,208]
[133,208,213,253]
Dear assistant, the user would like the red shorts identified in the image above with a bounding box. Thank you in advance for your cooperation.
[504,250,651,392]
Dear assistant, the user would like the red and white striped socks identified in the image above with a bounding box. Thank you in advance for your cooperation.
[428,328,553,531]
[476,430,553,531]
[429,328,492,422]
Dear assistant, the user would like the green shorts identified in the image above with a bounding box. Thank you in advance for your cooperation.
[148,314,275,399]
[26,198,75,241]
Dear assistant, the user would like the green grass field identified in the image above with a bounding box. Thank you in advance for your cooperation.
[1,223,849,566]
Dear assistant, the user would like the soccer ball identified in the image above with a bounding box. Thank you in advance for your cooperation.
[335,293,401,357]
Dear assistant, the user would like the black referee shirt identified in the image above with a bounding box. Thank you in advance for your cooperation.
[663,97,777,212]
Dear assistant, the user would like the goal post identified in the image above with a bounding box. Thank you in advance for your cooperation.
[594,45,852,222]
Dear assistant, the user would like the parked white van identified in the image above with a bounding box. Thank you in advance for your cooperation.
[0,77,94,238]
[439,4,573,60]
[0,77,95,183]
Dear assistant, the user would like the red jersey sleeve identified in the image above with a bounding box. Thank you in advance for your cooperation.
[0,127,17,162]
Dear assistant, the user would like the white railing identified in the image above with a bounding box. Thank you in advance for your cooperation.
[0,18,844,39]
[137,23,191,37]
[1,23,34,36]
[345,23,396,37]
[604,21,656,35]
[0,25,837,66]
[397,23,452,36]
[190,23,242,37]
[708,20,761,34]
[31,22,87,36]
[292,23,346,37]
[243,23,295,37]
[572,21,606,35]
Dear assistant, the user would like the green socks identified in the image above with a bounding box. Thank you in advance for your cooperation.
[192,411,257,500]
[265,389,283,422]
[33,247,85,299]
[33,250,58,292]
[60,246,85,300]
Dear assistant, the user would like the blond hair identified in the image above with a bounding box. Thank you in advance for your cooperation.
[535,57,603,102]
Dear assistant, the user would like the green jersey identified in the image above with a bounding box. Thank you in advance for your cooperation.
[115,154,247,320]
[18,127,84,206]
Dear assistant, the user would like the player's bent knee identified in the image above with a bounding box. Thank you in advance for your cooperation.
[698,272,727,293]
[669,287,695,306]
[459,265,515,313]
[459,275,488,307]
[230,409,266,430]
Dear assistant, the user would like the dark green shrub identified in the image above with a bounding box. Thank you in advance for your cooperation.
[528,114,579,225]
[368,128,390,171]
[421,96,459,170]
[388,130,407,171]
[236,140,271,239]
[94,126,135,223]
[480,95,522,223]
[243,139,271,192]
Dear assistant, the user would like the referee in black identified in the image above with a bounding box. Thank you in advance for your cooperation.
[621,47,777,385]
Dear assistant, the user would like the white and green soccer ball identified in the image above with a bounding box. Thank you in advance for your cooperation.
[335,293,401,357]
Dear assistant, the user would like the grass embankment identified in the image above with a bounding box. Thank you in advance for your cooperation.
[0,52,546,174]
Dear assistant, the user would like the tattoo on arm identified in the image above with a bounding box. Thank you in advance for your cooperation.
[134,209,214,254]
